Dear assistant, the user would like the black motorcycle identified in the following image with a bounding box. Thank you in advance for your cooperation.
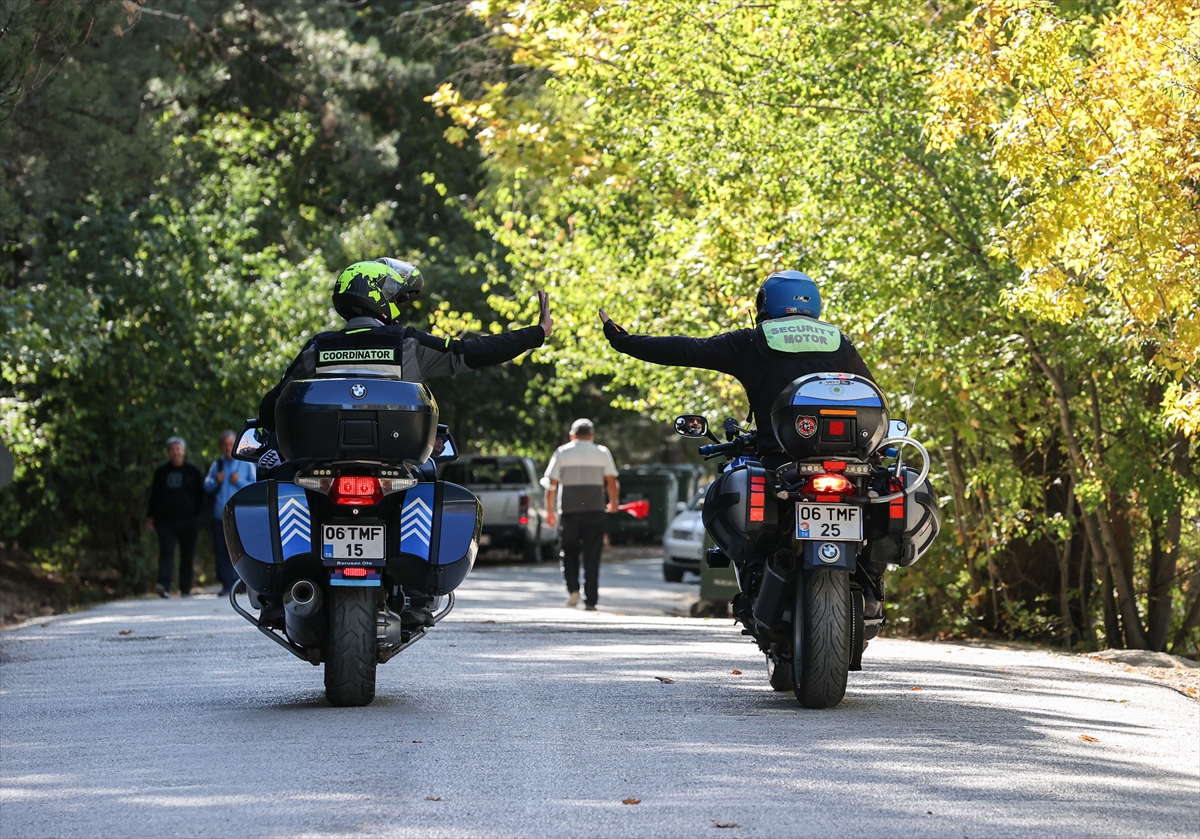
[223,377,480,706]
[675,372,939,708]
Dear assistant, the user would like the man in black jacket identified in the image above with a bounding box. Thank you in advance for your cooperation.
[146,437,205,597]
[257,258,552,430]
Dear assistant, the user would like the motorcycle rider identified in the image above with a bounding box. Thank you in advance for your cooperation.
[256,257,553,626]
[599,270,885,626]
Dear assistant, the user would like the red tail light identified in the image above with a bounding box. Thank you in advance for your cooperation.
[518,493,529,526]
[802,472,855,499]
[341,567,368,578]
[330,476,382,506]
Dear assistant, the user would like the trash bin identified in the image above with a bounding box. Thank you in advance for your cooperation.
[606,467,678,544]
[698,530,738,610]
[657,463,706,509]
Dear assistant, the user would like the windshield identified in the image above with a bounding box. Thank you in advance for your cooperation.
[440,458,530,486]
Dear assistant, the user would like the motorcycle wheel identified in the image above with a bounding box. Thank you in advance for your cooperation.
[324,586,377,707]
[766,652,794,692]
[792,567,850,709]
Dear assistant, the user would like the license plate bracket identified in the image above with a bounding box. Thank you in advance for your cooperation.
[322,523,386,560]
[794,503,863,541]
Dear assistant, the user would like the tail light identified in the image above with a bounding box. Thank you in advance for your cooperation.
[330,476,383,506]
[296,470,415,504]
[802,472,855,502]
[518,492,529,526]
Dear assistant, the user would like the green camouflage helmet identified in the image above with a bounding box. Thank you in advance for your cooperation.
[332,258,423,324]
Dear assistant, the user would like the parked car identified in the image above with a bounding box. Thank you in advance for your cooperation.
[662,488,706,582]
[438,455,558,562]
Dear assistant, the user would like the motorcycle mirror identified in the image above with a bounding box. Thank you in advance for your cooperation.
[432,424,459,463]
[888,418,909,438]
[674,415,710,438]
[232,422,269,462]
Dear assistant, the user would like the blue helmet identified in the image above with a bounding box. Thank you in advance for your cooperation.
[756,270,821,321]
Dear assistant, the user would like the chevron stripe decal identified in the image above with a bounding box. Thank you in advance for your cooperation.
[399,484,435,559]
[277,486,312,558]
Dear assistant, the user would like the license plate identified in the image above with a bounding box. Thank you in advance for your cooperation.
[322,524,385,559]
[795,503,863,541]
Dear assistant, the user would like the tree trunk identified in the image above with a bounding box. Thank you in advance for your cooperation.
[1077,528,1094,644]
[1093,516,1122,648]
[1149,432,1189,651]
[1024,336,1148,649]
[1171,577,1200,658]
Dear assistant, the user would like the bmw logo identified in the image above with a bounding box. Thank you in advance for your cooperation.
[350,384,367,400]
[818,542,840,563]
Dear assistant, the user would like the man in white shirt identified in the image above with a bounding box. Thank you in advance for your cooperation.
[544,419,620,610]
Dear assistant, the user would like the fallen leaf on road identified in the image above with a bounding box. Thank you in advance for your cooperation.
[412,740,422,743]
[713,820,738,828]
[730,670,742,675]
[622,798,641,805]
[118,630,132,636]
[480,620,496,624]
[911,686,922,691]
[425,796,443,801]
[655,676,675,684]
[1079,735,1099,742]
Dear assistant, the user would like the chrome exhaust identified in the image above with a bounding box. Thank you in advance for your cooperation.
[283,579,325,648]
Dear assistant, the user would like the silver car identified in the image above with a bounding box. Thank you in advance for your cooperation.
[662,489,706,582]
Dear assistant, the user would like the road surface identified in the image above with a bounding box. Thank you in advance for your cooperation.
[1,557,1197,838]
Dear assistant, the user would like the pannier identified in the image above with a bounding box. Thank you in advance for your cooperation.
[770,373,889,459]
[275,378,438,463]
[867,467,940,568]
[702,462,778,565]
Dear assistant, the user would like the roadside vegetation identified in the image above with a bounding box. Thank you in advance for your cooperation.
[1,0,1196,655]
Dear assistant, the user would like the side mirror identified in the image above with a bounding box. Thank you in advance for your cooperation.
[432,424,459,463]
[674,415,710,438]
[888,419,909,438]
[233,422,269,462]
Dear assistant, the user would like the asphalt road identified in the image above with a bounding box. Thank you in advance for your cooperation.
[1,556,1197,839]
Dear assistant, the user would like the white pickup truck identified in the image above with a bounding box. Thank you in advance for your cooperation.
[437,455,559,562]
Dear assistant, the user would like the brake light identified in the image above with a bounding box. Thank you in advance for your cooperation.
[341,567,368,578]
[330,476,382,506]
[518,492,529,526]
[802,473,855,498]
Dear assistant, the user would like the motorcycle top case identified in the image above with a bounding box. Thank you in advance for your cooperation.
[223,479,481,596]
[275,378,437,463]
[771,372,888,459]
[702,463,778,565]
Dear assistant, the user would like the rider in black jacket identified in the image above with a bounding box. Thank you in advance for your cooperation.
[601,270,884,623]
[257,258,552,431]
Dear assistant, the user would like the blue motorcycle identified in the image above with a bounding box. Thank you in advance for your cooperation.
[223,377,479,706]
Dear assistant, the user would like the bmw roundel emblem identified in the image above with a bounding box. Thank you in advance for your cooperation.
[350,384,367,400]
[818,542,840,563]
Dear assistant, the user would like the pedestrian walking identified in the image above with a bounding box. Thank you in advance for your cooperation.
[145,436,205,597]
[544,419,619,611]
[204,430,257,596]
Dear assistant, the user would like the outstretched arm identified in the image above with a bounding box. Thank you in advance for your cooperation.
[417,291,551,378]
[600,309,745,377]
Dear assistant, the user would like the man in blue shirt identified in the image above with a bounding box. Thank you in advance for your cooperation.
[204,430,257,595]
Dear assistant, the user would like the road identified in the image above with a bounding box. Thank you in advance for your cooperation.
[1,556,1197,839]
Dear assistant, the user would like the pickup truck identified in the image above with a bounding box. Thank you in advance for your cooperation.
[437,455,558,562]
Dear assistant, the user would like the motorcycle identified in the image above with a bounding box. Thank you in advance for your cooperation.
[674,372,939,709]
[223,377,481,706]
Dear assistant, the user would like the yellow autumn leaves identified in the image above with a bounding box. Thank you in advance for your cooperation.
[927,0,1200,434]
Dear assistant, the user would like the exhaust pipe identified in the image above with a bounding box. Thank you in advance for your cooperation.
[284,579,326,648]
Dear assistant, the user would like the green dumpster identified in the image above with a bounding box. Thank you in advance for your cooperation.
[606,467,678,544]
[699,531,739,608]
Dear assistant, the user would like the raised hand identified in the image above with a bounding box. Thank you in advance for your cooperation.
[538,290,553,337]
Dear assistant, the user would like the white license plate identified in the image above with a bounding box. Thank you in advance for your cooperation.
[322,524,385,559]
[795,503,863,541]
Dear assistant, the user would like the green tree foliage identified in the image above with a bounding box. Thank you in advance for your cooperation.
[438,0,1198,652]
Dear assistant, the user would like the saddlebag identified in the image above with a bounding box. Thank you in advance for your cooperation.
[702,463,778,565]
[275,378,438,464]
[867,467,940,567]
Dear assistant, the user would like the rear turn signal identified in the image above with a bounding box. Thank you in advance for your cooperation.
[331,476,383,506]
[802,473,855,497]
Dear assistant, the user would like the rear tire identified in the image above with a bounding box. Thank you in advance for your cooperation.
[324,586,377,707]
[663,561,685,583]
[792,567,850,709]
